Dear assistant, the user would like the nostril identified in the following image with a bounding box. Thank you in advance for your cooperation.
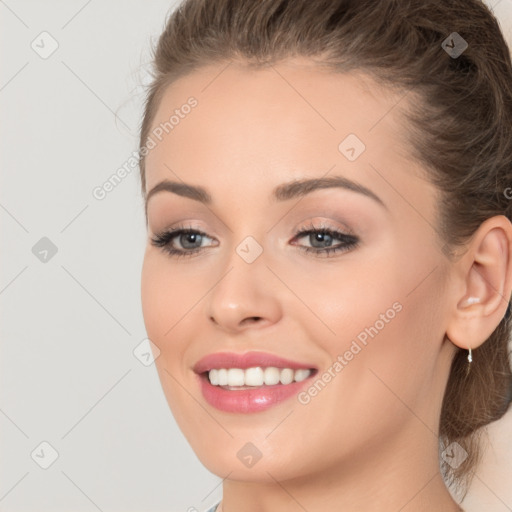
[242,316,262,325]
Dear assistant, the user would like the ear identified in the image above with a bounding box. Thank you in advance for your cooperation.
[446,215,512,351]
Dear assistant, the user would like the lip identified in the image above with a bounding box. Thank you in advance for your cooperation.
[193,351,317,414]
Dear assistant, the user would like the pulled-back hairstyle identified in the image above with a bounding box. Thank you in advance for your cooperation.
[138,0,512,498]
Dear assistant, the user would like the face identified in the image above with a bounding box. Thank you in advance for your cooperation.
[140,59,457,482]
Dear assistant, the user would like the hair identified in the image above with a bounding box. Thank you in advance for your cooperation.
[138,0,512,499]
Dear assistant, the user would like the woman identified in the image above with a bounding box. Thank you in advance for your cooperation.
[138,0,512,510]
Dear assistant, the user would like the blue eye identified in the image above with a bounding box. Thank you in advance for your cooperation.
[150,228,215,258]
[150,223,359,258]
[291,227,359,256]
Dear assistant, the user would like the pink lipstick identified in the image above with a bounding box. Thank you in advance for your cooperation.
[193,351,317,413]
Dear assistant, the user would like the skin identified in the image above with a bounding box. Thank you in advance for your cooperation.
[140,58,512,512]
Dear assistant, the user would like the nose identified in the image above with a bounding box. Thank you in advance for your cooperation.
[205,255,283,333]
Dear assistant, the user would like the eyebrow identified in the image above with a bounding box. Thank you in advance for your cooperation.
[145,175,387,213]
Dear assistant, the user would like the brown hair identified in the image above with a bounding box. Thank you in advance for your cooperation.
[138,0,512,498]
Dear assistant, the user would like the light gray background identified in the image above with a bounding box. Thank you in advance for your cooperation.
[1,1,511,511]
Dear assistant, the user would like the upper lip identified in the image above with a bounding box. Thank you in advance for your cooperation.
[193,351,317,374]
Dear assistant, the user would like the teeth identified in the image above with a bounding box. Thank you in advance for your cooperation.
[263,367,280,385]
[294,369,311,382]
[227,368,245,386]
[245,367,264,386]
[280,368,294,385]
[219,369,228,386]
[207,367,312,387]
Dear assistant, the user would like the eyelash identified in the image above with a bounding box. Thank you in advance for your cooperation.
[150,222,359,259]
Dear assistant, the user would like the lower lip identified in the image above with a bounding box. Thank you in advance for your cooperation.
[198,372,315,413]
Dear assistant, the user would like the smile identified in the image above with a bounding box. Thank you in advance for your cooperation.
[193,351,317,413]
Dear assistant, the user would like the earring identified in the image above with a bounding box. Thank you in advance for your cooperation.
[465,347,472,377]
[464,296,481,306]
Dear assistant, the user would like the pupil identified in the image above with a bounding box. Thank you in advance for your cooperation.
[311,232,332,248]
[181,233,201,248]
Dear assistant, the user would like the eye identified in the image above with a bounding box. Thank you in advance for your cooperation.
[291,222,359,257]
[150,227,217,258]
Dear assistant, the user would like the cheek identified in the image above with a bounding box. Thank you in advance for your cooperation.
[283,240,443,382]
[141,254,170,340]
[140,250,215,395]
[271,247,405,346]
[140,253,204,421]
[141,251,198,342]
[140,253,196,394]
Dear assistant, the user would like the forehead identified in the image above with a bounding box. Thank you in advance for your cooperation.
[144,59,416,194]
